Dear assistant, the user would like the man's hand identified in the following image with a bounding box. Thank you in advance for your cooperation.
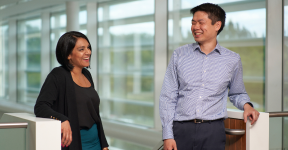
[163,139,177,150]
[243,103,260,125]
[61,120,72,147]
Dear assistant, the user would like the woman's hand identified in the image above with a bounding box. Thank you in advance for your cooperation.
[103,147,109,150]
[61,120,72,147]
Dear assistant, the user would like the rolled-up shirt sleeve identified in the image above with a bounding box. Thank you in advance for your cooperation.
[159,51,179,140]
[228,57,251,110]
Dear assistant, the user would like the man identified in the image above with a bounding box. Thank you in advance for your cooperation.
[159,3,260,150]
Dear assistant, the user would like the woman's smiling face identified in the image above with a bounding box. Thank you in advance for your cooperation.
[68,37,91,69]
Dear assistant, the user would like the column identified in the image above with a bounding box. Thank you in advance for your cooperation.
[66,1,79,31]
[154,0,168,130]
[266,0,283,149]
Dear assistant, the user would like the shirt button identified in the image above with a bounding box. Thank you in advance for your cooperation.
[197,110,199,112]
[199,96,202,98]
[205,57,208,59]
[202,84,204,86]
[204,70,206,73]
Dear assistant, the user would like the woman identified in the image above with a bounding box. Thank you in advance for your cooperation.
[34,31,109,150]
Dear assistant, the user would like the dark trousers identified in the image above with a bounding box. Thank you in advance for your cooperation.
[173,119,226,150]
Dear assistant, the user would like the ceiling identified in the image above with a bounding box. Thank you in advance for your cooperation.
[0,0,116,20]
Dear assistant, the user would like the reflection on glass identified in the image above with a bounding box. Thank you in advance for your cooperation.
[106,136,151,150]
[98,0,155,127]
[17,18,41,105]
[0,25,9,100]
[168,0,266,111]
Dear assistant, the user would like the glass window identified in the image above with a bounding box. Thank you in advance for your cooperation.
[79,6,87,35]
[17,17,42,105]
[97,0,155,127]
[50,11,67,69]
[168,0,266,112]
[0,24,9,100]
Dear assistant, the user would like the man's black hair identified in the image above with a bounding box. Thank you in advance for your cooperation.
[56,31,91,71]
[190,3,226,35]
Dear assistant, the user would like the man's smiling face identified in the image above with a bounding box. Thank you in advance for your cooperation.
[191,11,221,45]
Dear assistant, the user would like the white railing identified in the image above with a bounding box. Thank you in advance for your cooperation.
[227,109,269,150]
[0,113,61,150]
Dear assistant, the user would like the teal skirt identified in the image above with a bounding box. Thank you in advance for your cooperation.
[80,123,101,150]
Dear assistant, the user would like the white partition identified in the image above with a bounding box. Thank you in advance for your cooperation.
[227,109,269,150]
[0,113,61,150]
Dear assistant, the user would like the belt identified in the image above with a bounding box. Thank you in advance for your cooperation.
[192,118,223,124]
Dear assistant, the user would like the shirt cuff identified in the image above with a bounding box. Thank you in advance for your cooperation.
[239,100,251,110]
[245,102,254,108]
[162,126,174,140]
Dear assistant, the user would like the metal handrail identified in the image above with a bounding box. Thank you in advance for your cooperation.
[157,146,163,150]
[225,128,245,135]
[0,122,28,129]
[153,141,164,150]
[269,112,288,117]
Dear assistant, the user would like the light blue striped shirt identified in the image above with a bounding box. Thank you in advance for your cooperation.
[159,42,251,140]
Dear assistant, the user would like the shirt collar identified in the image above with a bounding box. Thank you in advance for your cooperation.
[193,42,222,55]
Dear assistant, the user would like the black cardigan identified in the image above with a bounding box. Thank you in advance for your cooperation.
[34,66,109,150]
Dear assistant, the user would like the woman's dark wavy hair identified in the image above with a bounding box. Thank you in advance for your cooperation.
[56,31,91,71]
[190,3,226,35]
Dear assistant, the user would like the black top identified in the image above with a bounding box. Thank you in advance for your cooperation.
[34,66,109,150]
[74,82,101,130]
